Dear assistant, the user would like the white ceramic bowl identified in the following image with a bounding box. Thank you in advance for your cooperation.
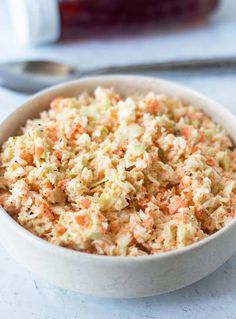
[1,75,236,298]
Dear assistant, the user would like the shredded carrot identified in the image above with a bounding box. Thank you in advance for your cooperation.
[81,198,91,209]
[75,215,87,226]
[182,214,189,224]
[202,218,214,233]
[57,180,65,188]
[197,133,205,143]
[55,224,67,235]
[157,235,164,243]
[138,198,149,208]
[206,157,215,166]
[19,151,33,164]
[68,123,87,140]
[181,126,191,138]
[191,144,199,154]
[53,150,62,161]
[36,200,55,221]
[98,170,105,179]
[35,146,44,159]
[146,99,160,114]
[142,219,153,230]
[110,108,118,119]
[227,208,235,217]
[43,208,55,221]
[47,127,58,142]
[120,141,128,151]
[195,209,207,221]
[41,228,52,236]
[168,196,183,215]
[111,95,121,105]
[159,201,168,211]
[44,182,53,189]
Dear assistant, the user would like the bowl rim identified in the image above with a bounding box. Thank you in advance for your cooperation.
[1,74,236,263]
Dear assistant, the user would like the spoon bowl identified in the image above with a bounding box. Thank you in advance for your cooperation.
[0,60,79,94]
[23,60,74,76]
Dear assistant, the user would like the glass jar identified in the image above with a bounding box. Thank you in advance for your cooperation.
[8,0,219,46]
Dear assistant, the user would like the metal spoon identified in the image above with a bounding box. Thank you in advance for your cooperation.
[1,57,236,94]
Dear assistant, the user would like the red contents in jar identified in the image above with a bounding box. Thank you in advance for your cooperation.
[59,0,219,35]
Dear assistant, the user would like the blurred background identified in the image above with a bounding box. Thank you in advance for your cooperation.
[0,0,236,108]
[1,0,236,318]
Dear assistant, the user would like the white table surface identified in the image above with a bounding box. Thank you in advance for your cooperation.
[1,1,236,318]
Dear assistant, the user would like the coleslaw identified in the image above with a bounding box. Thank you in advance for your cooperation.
[0,87,236,256]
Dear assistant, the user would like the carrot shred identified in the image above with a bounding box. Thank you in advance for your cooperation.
[35,146,44,159]
[20,151,33,164]
[168,196,182,215]
[44,182,53,189]
[68,123,87,140]
[142,219,153,230]
[81,198,91,209]
[195,209,207,221]
[75,215,87,226]
[55,224,67,235]
[57,180,65,188]
[47,127,58,142]
[146,99,160,114]
[138,198,149,208]
[181,126,191,138]
[53,150,62,161]
[206,157,215,166]
[98,170,105,179]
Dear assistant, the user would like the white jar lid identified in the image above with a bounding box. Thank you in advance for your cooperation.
[8,0,61,46]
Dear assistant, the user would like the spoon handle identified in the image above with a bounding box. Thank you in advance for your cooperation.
[86,57,236,75]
